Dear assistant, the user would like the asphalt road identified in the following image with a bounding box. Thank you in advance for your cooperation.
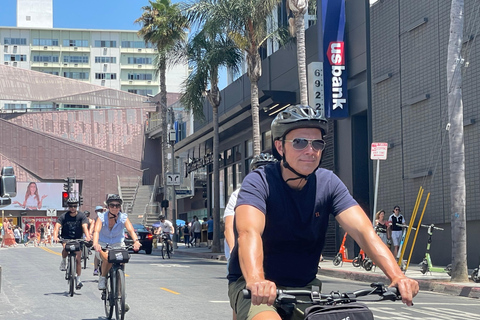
[1,245,479,319]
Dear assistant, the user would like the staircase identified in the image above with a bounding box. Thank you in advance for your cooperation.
[129,185,154,225]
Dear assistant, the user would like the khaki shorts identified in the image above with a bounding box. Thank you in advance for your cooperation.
[228,276,322,320]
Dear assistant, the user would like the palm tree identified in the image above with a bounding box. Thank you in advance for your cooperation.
[287,0,308,106]
[179,22,242,252]
[135,0,189,187]
[185,0,285,156]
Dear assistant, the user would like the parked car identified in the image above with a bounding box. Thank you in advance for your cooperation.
[124,224,153,254]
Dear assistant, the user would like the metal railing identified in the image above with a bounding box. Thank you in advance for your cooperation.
[142,174,160,226]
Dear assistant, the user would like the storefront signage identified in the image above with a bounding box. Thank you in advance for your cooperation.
[185,152,222,176]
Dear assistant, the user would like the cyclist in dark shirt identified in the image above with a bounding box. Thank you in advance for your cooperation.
[53,198,91,290]
[227,105,419,320]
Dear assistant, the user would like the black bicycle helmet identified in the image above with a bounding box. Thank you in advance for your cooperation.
[250,153,278,170]
[271,105,328,182]
[66,198,79,205]
[271,105,328,141]
[106,194,123,205]
[159,215,166,221]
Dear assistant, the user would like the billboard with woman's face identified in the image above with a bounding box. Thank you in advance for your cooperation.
[3,182,77,211]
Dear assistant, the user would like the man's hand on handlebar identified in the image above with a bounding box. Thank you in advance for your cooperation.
[93,243,102,252]
[246,279,277,307]
[390,275,418,306]
[133,241,142,252]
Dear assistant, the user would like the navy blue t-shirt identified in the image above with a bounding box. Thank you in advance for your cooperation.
[227,162,357,287]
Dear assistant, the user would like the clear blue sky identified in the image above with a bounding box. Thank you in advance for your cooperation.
[0,0,150,30]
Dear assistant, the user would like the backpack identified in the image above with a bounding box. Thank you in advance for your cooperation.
[304,302,374,320]
[184,225,189,234]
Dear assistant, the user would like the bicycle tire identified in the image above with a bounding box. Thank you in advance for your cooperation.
[166,241,171,259]
[104,272,114,319]
[68,255,75,297]
[115,268,126,320]
[445,264,452,276]
[161,242,166,259]
[82,245,88,269]
[472,268,480,283]
[333,253,342,266]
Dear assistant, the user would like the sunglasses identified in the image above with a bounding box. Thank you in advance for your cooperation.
[284,138,326,151]
[108,203,121,208]
[68,205,77,208]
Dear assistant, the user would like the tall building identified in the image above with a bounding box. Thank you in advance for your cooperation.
[0,0,188,111]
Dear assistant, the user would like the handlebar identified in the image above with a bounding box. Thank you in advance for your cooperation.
[397,224,416,230]
[242,283,401,305]
[421,224,444,231]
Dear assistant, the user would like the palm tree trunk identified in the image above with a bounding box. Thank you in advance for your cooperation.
[159,55,169,201]
[295,13,308,106]
[447,0,468,282]
[247,51,262,156]
[212,104,221,252]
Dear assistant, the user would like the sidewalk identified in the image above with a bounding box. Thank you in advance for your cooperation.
[170,243,480,299]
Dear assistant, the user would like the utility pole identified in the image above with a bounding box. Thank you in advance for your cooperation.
[169,107,178,249]
[447,0,468,282]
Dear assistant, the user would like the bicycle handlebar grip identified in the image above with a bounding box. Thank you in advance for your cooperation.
[242,289,251,299]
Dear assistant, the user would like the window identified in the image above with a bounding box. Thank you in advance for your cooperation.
[262,130,272,151]
[235,163,243,189]
[63,56,89,63]
[95,73,117,80]
[127,73,153,80]
[5,54,27,61]
[33,55,59,62]
[94,56,116,63]
[94,40,117,48]
[41,71,59,75]
[127,89,153,96]
[62,39,88,47]
[227,166,234,199]
[4,38,27,45]
[127,57,152,64]
[63,72,89,80]
[63,104,90,109]
[4,103,27,110]
[121,41,153,48]
[32,38,59,46]
[245,139,253,158]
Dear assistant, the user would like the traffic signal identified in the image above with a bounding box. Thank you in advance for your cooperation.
[62,191,69,207]
[79,195,84,206]
[63,177,73,192]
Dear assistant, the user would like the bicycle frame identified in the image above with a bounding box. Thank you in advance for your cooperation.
[62,239,84,297]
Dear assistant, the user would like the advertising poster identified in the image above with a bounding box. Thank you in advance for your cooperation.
[3,182,70,211]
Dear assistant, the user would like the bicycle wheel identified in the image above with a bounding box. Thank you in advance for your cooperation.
[161,242,166,259]
[115,268,126,320]
[82,245,88,269]
[68,255,75,297]
[166,242,171,259]
[332,253,342,266]
[104,272,114,319]
[363,259,373,271]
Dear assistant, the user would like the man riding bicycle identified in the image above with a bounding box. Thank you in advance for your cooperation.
[53,197,91,290]
[155,215,174,252]
[92,194,141,292]
[227,105,419,320]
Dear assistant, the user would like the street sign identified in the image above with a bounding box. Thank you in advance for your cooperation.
[165,173,181,186]
[46,208,57,217]
[371,142,388,160]
[175,189,191,195]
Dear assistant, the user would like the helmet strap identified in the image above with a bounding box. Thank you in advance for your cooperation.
[281,153,309,183]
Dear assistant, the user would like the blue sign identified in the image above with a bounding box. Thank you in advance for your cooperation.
[320,0,348,119]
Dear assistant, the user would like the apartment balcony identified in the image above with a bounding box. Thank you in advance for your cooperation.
[120,64,156,70]
[145,111,162,136]
[120,80,157,86]
[60,46,90,52]
[31,45,61,52]
[120,48,157,54]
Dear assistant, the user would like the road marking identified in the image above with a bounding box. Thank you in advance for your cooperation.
[369,306,480,320]
[150,264,190,268]
[161,287,180,295]
[40,246,61,256]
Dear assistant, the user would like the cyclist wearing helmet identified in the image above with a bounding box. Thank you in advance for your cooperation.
[92,194,141,291]
[227,105,418,320]
[53,198,91,290]
[84,211,95,237]
[154,215,174,252]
